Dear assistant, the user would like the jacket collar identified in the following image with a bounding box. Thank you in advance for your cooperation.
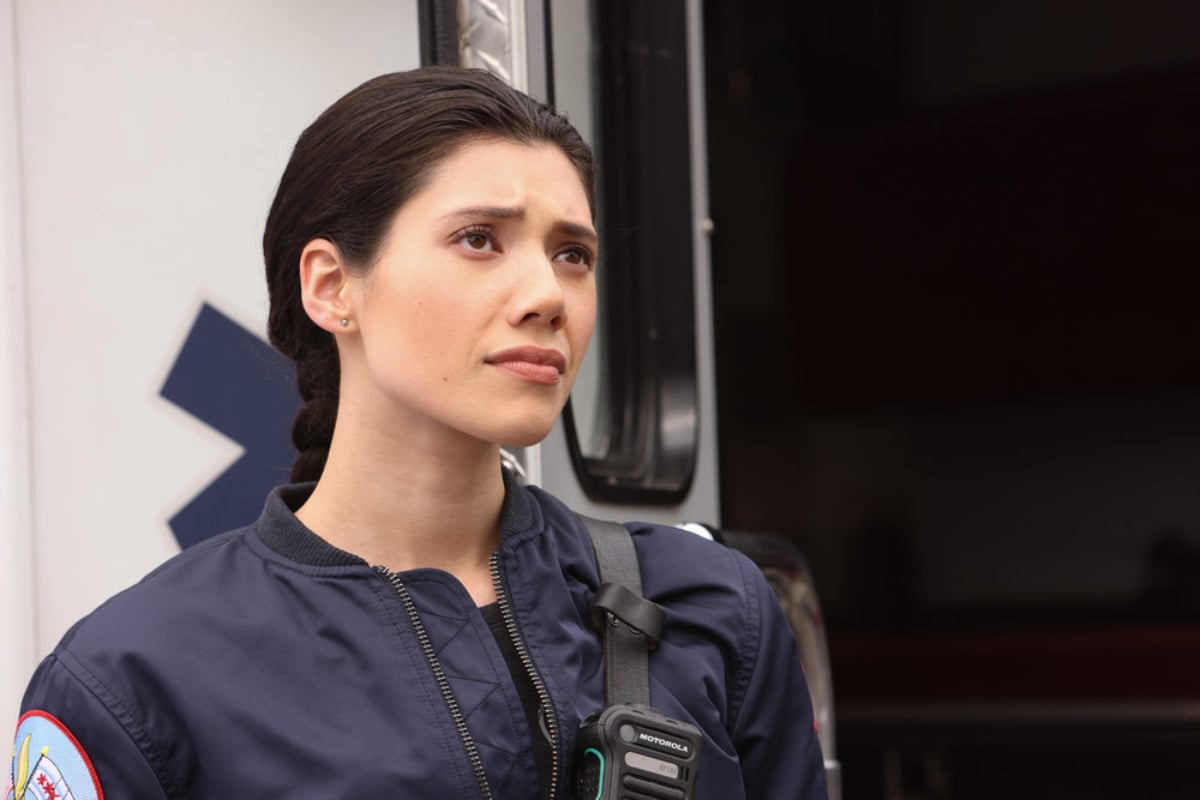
[255,466,535,567]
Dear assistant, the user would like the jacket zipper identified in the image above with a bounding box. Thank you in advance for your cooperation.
[375,566,493,800]
[490,550,562,800]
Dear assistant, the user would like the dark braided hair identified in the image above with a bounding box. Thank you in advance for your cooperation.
[263,67,595,483]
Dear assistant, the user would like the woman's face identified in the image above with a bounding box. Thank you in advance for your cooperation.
[341,138,598,449]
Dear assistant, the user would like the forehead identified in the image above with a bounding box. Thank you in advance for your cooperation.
[412,138,592,219]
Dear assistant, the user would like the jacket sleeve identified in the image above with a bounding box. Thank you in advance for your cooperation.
[729,554,829,800]
[16,653,169,799]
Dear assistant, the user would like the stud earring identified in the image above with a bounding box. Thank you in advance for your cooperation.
[340,318,349,327]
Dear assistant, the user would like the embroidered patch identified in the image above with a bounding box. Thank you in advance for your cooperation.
[6,711,103,800]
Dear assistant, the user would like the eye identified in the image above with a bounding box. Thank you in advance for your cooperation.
[454,225,497,253]
[553,245,595,269]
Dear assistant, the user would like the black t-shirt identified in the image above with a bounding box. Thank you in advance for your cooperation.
[479,602,555,797]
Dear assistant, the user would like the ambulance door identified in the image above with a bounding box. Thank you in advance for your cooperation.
[426,0,720,525]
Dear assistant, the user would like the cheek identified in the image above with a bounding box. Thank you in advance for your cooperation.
[573,291,599,346]
[375,278,480,350]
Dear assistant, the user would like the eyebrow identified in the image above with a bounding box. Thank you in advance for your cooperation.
[442,205,599,245]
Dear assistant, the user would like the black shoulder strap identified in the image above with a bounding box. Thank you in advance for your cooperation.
[578,514,665,707]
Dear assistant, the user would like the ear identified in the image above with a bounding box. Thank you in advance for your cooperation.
[299,238,357,333]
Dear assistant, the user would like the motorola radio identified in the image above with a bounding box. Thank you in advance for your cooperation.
[576,703,702,799]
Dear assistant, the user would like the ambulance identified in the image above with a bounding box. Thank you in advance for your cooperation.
[1,1,839,796]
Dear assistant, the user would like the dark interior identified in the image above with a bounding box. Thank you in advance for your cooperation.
[704,1,1200,796]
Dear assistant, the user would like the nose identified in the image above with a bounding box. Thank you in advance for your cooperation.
[508,251,567,330]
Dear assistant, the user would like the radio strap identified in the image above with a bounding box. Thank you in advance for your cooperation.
[578,515,666,707]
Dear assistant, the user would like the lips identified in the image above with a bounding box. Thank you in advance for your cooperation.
[485,346,567,385]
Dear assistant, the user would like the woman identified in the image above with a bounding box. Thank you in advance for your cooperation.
[10,67,827,799]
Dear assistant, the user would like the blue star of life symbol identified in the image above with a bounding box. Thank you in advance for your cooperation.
[160,303,300,549]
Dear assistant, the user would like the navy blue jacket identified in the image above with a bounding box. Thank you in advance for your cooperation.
[18,476,828,799]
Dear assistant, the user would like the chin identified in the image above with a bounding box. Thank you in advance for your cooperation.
[496,427,554,449]
[486,417,557,449]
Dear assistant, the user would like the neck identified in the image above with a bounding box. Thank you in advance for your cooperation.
[295,411,506,605]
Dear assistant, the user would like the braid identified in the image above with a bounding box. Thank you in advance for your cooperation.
[289,340,339,482]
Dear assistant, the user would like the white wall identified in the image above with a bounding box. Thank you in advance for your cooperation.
[4,0,419,725]
[1,0,36,734]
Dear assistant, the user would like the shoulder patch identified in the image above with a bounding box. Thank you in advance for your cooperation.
[7,711,103,800]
